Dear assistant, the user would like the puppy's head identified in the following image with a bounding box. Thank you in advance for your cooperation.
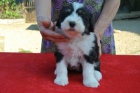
[56,2,94,37]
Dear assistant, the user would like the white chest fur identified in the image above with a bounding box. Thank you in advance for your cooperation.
[56,33,95,68]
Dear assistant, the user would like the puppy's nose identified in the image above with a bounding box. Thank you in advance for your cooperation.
[69,21,76,27]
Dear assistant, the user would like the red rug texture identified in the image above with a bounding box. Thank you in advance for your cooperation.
[0,53,140,93]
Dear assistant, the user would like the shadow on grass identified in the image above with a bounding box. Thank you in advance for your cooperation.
[26,24,39,31]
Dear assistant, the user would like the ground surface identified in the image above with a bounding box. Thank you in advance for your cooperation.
[0,19,140,55]
[113,19,140,55]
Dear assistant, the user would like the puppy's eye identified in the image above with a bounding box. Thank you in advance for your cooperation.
[77,9,86,15]
[65,9,72,13]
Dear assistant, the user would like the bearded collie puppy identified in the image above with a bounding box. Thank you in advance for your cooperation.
[54,2,102,88]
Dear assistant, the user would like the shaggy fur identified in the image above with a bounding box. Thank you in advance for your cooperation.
[54,2,102,88]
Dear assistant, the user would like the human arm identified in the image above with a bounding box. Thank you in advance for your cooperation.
[34,0,69,42]
[94,0,120,40]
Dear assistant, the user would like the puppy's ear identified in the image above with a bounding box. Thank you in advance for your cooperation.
[88,13,95,32]
[82,10,95,35]
[56,7,64,28]
[56,15,61,28]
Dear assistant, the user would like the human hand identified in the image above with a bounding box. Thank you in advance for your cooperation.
[37,17,70,42]
[94,30,104,40]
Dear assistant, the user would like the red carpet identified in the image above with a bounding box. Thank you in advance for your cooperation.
[0,53,140,93]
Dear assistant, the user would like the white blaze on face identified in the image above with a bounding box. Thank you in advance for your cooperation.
[61,2,85,36]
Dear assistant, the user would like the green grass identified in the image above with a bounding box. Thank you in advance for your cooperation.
[18,48,32,53]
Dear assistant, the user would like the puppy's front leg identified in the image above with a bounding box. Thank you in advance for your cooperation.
[54,59,68,86]
[82,62,99,88]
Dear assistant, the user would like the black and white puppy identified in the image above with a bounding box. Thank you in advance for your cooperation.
[54,2,102,88]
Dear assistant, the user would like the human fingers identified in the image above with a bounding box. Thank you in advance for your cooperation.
[42,20,55,31]
[40,20,69,40]
[40,28,66,39]
[42,20,51,28]
[44,37,70,42]
[37,16,51,28]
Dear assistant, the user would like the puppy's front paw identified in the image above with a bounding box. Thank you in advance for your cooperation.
[54,69,57,75]
[94,70,102,81]
[54,76,68,86]
[83,78,99,88]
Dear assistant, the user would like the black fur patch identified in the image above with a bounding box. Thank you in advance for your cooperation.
[84,35,99,63]
[54,47,63,63]
[94,61,101,72]
[84,35,100,71]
